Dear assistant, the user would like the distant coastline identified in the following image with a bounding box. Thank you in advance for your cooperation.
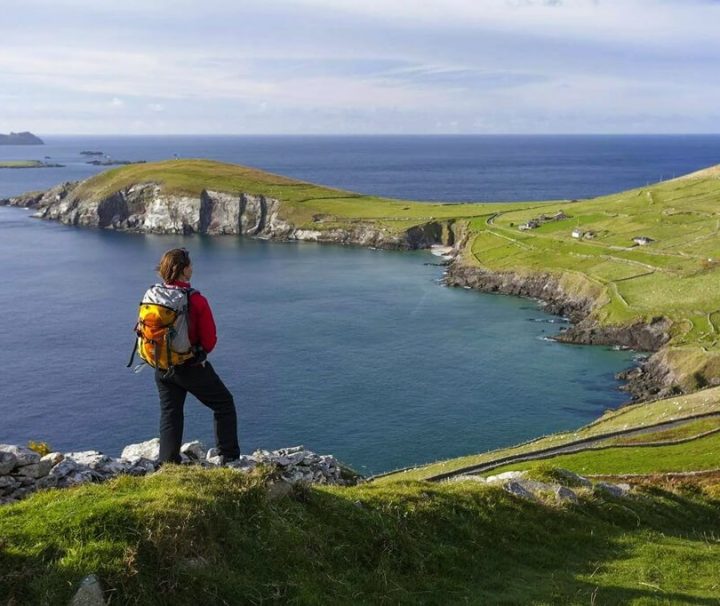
[0,131,44,145]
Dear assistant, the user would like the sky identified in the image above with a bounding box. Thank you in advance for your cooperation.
[2,0,719,135]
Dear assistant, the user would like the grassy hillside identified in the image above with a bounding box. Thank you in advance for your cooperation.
[1,465,719,605]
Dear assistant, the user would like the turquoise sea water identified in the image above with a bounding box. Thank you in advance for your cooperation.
[3,134,711,474]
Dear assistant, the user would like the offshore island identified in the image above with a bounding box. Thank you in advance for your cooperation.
[0,131,44,145]
[2,159,720,604]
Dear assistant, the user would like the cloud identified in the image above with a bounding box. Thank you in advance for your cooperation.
[148,103,165,112]
[110,97,124,108]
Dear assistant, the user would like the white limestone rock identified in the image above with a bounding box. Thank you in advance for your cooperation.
[486,471,527,484]
[181,441,207,461]
[121,439,160,463]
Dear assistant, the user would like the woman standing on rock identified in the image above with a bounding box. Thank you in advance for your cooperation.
[137,248,240,464]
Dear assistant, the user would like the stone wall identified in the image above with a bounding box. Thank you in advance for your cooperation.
[0,439,358,506]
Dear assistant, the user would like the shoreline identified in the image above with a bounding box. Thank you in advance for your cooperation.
[443,260,674,403]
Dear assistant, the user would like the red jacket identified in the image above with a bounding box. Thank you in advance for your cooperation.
[167,280,217,353]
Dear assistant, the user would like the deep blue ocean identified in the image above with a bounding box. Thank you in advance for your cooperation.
[1,135,718,474]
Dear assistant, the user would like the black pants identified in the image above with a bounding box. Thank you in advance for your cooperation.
[154,362,240,464]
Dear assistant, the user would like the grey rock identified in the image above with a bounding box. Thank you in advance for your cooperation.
[0,476,18,494]
[595,482,631,498]
[0,450,17,475]
[0,444,40,467]
[503,480,538,501]
[555,486,579,503]
[69,574,107,606]
[49,459,80,479]
[36,475,59,489]
[14,459,52,479]
[128,458,156,475]
[181,441,206,460]
[121,439,160,462]
[59,470,97,487]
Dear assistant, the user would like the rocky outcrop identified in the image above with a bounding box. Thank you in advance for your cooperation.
[0,440,359,506]
[444,261,676,401]
[451,469,632,504]
[0,182,446,250]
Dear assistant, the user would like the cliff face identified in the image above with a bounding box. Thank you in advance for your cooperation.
[1,182,444,250]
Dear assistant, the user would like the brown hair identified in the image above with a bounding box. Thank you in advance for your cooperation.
[156,248,191,283]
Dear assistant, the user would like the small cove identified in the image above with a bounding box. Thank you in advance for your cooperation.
[0,207,635,474]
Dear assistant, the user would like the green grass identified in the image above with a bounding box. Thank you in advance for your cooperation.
[2,466,720,605]
[486,430,720,477]
[0,160,45,168]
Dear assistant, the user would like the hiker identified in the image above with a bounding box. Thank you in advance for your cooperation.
[131,248,240,464]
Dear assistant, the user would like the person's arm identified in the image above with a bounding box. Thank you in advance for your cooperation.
[190,292,218,354]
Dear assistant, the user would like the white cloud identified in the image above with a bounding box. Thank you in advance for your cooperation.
[148,103,165,112]
[110,97,124,108]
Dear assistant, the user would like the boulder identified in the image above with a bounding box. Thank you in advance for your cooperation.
[121,439,160,462]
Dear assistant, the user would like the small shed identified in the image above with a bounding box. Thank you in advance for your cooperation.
[571,228,583,239]
[633,236,654,246]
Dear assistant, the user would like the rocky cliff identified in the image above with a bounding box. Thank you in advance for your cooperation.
[0,181,445,250]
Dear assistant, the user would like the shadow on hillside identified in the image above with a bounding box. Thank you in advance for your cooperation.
[290,482,720,604]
